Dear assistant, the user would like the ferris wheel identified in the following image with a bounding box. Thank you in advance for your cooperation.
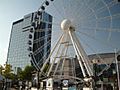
[29,0,120,89]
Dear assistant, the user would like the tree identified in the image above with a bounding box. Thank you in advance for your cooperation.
[0,65,4,74]
[17,67,22,75]
[2,64,12,79]
[24,65,34,81]
[43,63,50,74]
[17,65,35,81]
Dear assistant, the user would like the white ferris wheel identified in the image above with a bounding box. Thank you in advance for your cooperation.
[29,0,120,89]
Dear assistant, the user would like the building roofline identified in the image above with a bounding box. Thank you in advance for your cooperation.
[13,19,23,25]
[88,52,115,59]
[89,52,115,56]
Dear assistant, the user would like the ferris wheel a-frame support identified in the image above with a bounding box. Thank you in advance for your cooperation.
[39,19,94,89]
[68,28,93,77]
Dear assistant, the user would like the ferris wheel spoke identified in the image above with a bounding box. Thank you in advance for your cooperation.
[79,41,114,76]
[107,0,118,8]
[37,33,64,67]
[83,0,98,36]
[69,0,83,20]
[52,23,60,26]
[30,54,40,70]
[33,36,51,42]
[33,39,51,55]
[77,33,116,77]
[67,0,74,19]
[96,14,118,20]
[34,34,51,43]
[60,45,69,77]
[52,2,64,20]
[73,1,97,27]
[75,12,95,22]
[61,0,67,18]
[37,48,50,65]
[53,46,66,76]
[76,30,116,49]
[97,59,115,76]
[79,37,109,66]
[30,0,120,84]
[76,25,120,33]
[47,42,62,76]
[76,8,93,21]
[86,0,115,12]
[33,46,51,63]
[101,0,113,42]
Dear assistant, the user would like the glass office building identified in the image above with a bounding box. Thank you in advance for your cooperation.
[7,11,52,73]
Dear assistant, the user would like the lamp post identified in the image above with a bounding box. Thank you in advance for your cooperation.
[92,59,98,90]
[37,70,40,90]
[115,49,120,90]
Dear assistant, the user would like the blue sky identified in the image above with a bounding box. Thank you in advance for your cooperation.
[0,0,120,66]
[0,0,42,65]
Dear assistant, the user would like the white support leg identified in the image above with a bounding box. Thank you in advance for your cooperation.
[71,31,93,76]
[47,42,61,76]
[53,46,66,76]
[61,19,93,77]
[40,34,64,76]
[60,45,68,77]
[69,30,87,77]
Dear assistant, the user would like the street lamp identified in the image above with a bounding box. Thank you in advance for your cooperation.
[92,59,98,90]
[115,49,120,90]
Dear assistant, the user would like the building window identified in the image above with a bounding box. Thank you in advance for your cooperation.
[48,24,52,28]
[49,15,52,22]
[40,22,46,29]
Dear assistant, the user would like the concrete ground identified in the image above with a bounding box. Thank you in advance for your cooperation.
[31,87,37,90]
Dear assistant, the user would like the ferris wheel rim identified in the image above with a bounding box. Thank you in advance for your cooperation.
[30,0,120,82]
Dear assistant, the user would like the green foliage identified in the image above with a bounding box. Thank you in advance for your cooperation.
[1,64,35,81]
[17,67,22,75]
[43,63,50,73]
[17,69,24,80]
[0,64,17,81]
[0,65,4,74]
[24,65,35,80]
[9,73,17,80]
[2,64,12,78]
[17,65,35,81]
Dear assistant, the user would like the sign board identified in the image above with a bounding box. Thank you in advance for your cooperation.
[62,79,69,87]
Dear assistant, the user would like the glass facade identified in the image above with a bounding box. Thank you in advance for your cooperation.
[31,12,52,69]
[7,11,52,73]
[7,18,31,73]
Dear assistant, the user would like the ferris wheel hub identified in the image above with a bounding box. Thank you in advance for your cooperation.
[61,19,72,31]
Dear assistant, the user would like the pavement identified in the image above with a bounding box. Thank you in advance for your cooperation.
[31,87,37,90]
[7,88,17,90]
[8,87,38,90]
